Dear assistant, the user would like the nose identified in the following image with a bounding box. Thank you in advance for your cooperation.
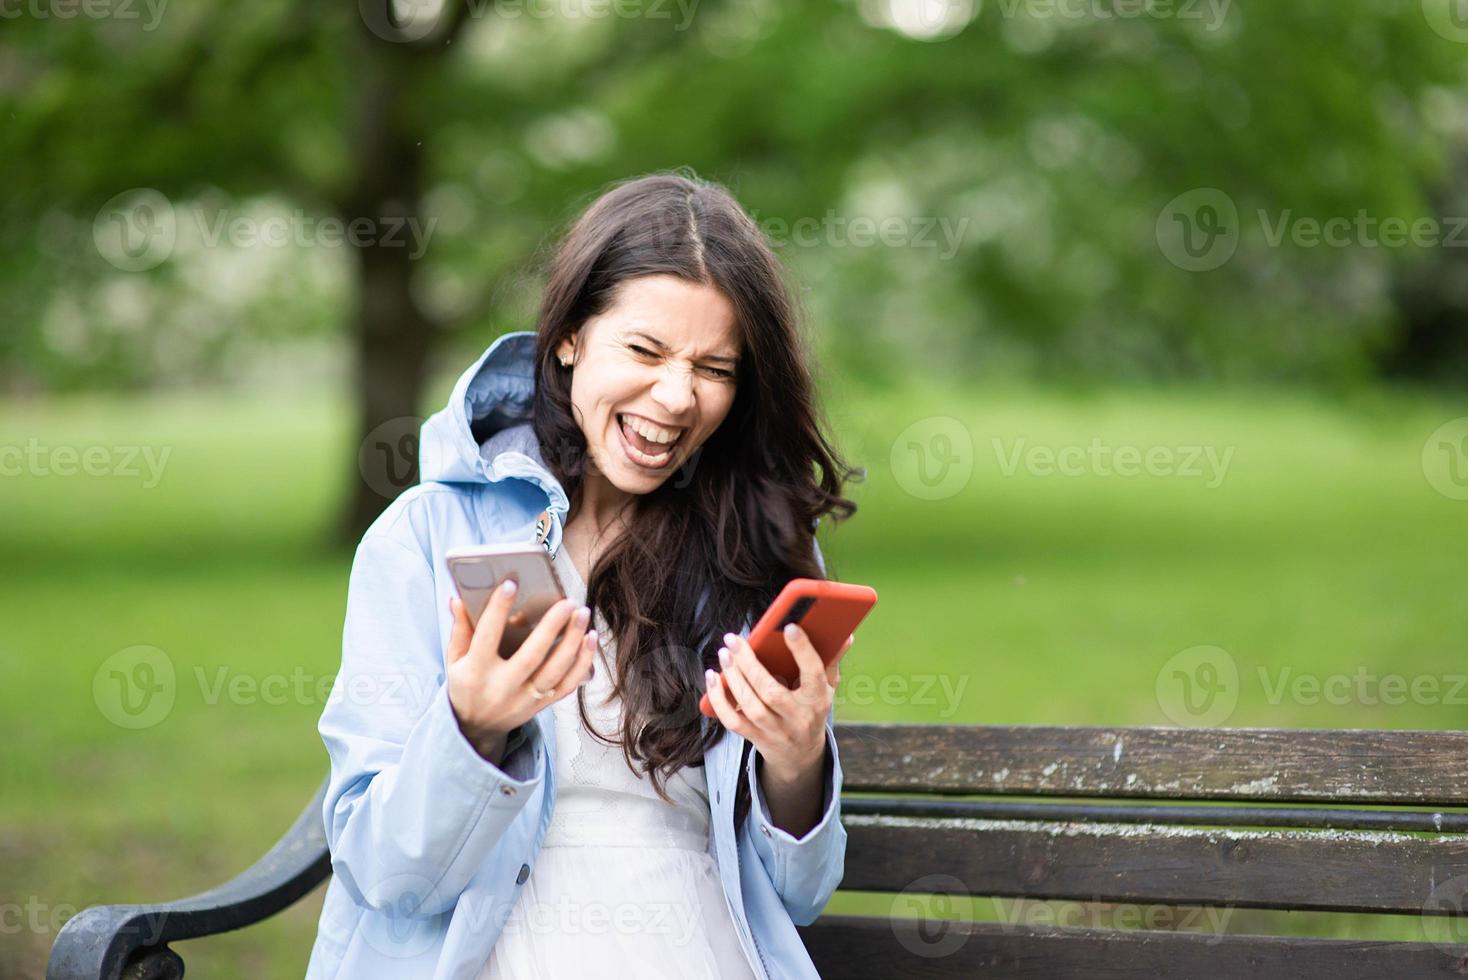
[651,362,695,418]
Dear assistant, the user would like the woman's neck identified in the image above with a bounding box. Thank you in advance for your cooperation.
[571,473,635,537]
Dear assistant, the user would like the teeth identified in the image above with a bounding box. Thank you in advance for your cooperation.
[621,414,682,445]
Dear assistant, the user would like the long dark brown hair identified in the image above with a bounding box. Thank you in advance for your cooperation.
[528,170,859,826]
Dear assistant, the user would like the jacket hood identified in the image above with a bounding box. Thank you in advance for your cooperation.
[417,330,570,521]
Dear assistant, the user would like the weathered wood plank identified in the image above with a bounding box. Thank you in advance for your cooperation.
[836,724,1468,804]
[843,796,1468,833]
[840,814,1468,915]
[799,916,1468,980]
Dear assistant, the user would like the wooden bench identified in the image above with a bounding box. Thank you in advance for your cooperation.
[48,724,1468,979]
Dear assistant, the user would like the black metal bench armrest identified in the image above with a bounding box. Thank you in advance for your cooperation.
[47,777,332,980]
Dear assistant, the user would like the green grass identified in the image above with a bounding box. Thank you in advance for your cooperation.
[3,380,1466,976]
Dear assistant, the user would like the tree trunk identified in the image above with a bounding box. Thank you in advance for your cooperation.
[335,30,450,546]
[1380,151,1468,385]
[341,189,439,545]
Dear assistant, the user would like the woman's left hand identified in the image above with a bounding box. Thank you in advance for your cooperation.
[704,625,854,782]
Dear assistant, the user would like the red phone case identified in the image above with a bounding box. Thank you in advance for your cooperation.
[699,578,878,719]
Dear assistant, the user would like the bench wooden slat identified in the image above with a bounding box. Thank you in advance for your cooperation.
[836,724,1468,805]
[798,916,1468,979]
[840,814,1468,915]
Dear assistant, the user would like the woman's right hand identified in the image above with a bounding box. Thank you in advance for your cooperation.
[445,580,597,763]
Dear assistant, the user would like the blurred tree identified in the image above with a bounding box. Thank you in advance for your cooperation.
[3,0,1466,540]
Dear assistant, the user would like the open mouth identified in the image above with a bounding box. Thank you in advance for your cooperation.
[616,413,686,470]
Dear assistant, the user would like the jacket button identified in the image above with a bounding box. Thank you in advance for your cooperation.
[516,863,530,885]
[500,784,516,797]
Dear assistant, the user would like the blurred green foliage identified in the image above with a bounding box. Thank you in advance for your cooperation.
[5,0,1468,393]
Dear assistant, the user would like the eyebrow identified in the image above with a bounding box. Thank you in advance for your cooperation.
[627,330,740,366]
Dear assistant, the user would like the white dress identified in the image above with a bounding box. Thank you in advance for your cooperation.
[478,545,759,980]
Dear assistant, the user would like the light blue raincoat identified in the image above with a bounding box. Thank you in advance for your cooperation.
[305,331,847,979]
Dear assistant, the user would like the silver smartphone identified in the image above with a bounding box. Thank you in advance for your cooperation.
[445,544,567,658]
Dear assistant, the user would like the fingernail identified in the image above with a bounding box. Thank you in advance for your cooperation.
[704,668,718,691]
[718,647,731,668]
[500,579,518,596]
[585,629,598,645]
[784,623,797,639]
[575,606,590,626]
[723,632,738,647]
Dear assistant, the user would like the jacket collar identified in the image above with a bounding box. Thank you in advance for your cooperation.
[417,330,571,526]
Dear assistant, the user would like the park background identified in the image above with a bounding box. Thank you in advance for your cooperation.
[4,0,1468,975]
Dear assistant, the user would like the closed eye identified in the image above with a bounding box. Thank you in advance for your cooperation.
[630,342,735,380]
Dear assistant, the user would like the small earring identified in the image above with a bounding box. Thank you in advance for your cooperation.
[559,356,572,368]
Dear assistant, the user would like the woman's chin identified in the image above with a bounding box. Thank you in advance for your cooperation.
[582,431,695,496]
[607,456,681,496]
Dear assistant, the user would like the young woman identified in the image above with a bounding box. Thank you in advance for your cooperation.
[306,171,860,979]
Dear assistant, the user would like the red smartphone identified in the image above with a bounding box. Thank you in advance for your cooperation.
[699,578,878,719]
